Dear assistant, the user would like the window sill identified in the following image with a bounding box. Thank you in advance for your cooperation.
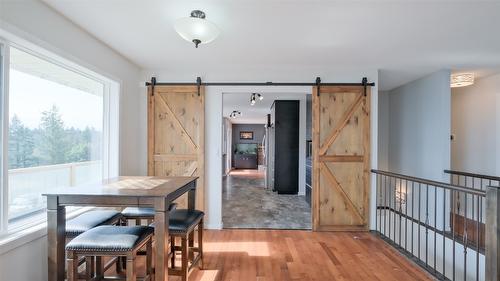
[0,207,93,256]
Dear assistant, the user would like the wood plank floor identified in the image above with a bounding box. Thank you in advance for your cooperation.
[178,229,433,281]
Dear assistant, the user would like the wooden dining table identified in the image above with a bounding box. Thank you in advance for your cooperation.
[43,176,198,281]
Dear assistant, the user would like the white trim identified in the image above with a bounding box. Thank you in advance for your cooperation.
[0,39,10,235]
[206,86,310,229]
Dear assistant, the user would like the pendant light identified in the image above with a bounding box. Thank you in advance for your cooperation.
[174,10,220,48]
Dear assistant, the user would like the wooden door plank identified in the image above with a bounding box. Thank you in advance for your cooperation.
[153,154,198,161]
[147,86,155,176]
[318,155,364,162]
[320,162,365,224]
[156,94,198,150]
[319,92,363,156]
[312,86,321,231]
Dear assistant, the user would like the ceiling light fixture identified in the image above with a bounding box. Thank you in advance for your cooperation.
[174,10,220,48]
[450,73,474,88]
[250,93,263,106]
[230,110,242,118]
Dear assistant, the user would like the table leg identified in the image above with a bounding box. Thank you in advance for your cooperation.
[187,183,196,211]
[187,183,197,254]
[47,196,66,281]
[154,199,170,281]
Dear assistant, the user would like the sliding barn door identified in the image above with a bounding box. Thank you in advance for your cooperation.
[312,86,370,231]
[148,85,205,210]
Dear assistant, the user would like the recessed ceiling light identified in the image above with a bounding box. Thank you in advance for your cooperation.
[451,73,474,88]
[174,10,220,48]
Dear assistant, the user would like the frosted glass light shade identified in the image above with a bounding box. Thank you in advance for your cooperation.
[450,73,474,88]
[175,16,220,47]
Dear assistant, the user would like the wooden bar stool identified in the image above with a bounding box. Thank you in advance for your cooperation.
[121,207,155,226]
[65,210,123,276]
[168,209,204,281]
[66,225,154,281]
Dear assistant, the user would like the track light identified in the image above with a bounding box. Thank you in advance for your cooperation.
[230,110,242,118]
[250,93,263,105]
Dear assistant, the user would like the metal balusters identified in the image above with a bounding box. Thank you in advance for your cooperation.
[443,188,446,279]
[476,194,480,281]
[384,175,388,237]
[463,192,468,281]
[412,181,415,258]
[399,178,402,247]
[434,185,437,274]
[418,182,422,261]
[425,184,429,268]
[371,170,487,281]
[405,180,408,252]
[453,189,456,281]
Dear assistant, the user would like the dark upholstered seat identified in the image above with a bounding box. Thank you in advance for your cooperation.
[66,210,122,238]
[121,207,155,218]
[169,209,204,234]
[66,226,154,252]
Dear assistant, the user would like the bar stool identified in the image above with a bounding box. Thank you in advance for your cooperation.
[65,210,122,276]
[66,225,154,281]
[168,209,204,281]
[66,210,122,239]
[121,207,155,226]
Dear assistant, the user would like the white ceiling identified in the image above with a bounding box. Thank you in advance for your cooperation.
[223,92,306,124]
[42,0,500,90]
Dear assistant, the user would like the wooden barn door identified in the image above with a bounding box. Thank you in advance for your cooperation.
[148,85,205,210]
[312,86,370,231]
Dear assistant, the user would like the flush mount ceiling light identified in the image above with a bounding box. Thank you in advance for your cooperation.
[174,10,220,48]
[250,93,263,105]
[230,110,242,118]
[450,73,474,88]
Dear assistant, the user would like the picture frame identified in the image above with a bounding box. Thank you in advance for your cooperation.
[239,131,254,140]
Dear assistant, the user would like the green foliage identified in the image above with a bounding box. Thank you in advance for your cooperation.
[8,115,37,169]
[8,105,102,169]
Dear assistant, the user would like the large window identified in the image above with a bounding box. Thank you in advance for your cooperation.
[0,39,119,233]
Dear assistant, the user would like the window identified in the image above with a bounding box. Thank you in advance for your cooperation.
[0,38,119,233]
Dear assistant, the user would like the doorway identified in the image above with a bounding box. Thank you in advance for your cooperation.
[221,92,312,229]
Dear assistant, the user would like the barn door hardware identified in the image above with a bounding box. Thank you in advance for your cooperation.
[196,77,202,96]
[315,77,321,97]
[150,76,157,96]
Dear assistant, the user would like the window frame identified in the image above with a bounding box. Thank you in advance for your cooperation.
[0,35,120,235]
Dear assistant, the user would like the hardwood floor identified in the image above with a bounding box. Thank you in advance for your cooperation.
[180,230,433,281]
[106,229,432,281]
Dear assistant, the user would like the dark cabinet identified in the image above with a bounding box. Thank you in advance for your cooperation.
[270,100,299,194]
[234,154,258,169]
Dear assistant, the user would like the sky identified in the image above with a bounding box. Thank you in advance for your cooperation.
[8,70,103,130]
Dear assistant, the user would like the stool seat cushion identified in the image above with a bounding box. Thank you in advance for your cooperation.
[66,226,154,252]
[66,210,121,237]
[169,209,204,234]
[121,207,155,218]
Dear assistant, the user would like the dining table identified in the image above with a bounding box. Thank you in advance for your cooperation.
[43,176,198,281]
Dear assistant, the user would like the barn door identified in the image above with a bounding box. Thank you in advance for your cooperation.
[312,86,370,231]
[148,85,205,210]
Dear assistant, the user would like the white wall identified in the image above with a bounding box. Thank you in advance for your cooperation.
[141,69,379,230]
[378,90,390,171]
[386,70,451,182]
[0,1,142,280]
[451,73,500,176]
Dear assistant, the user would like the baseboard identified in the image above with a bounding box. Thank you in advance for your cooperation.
[204,221,223,230]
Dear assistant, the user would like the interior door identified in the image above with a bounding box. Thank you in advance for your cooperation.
[148,85,205,210]
[312,86,370,231]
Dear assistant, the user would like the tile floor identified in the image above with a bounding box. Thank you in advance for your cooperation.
[222,169,311,229]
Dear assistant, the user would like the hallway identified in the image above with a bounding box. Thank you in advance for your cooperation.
[222,169,311,229]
